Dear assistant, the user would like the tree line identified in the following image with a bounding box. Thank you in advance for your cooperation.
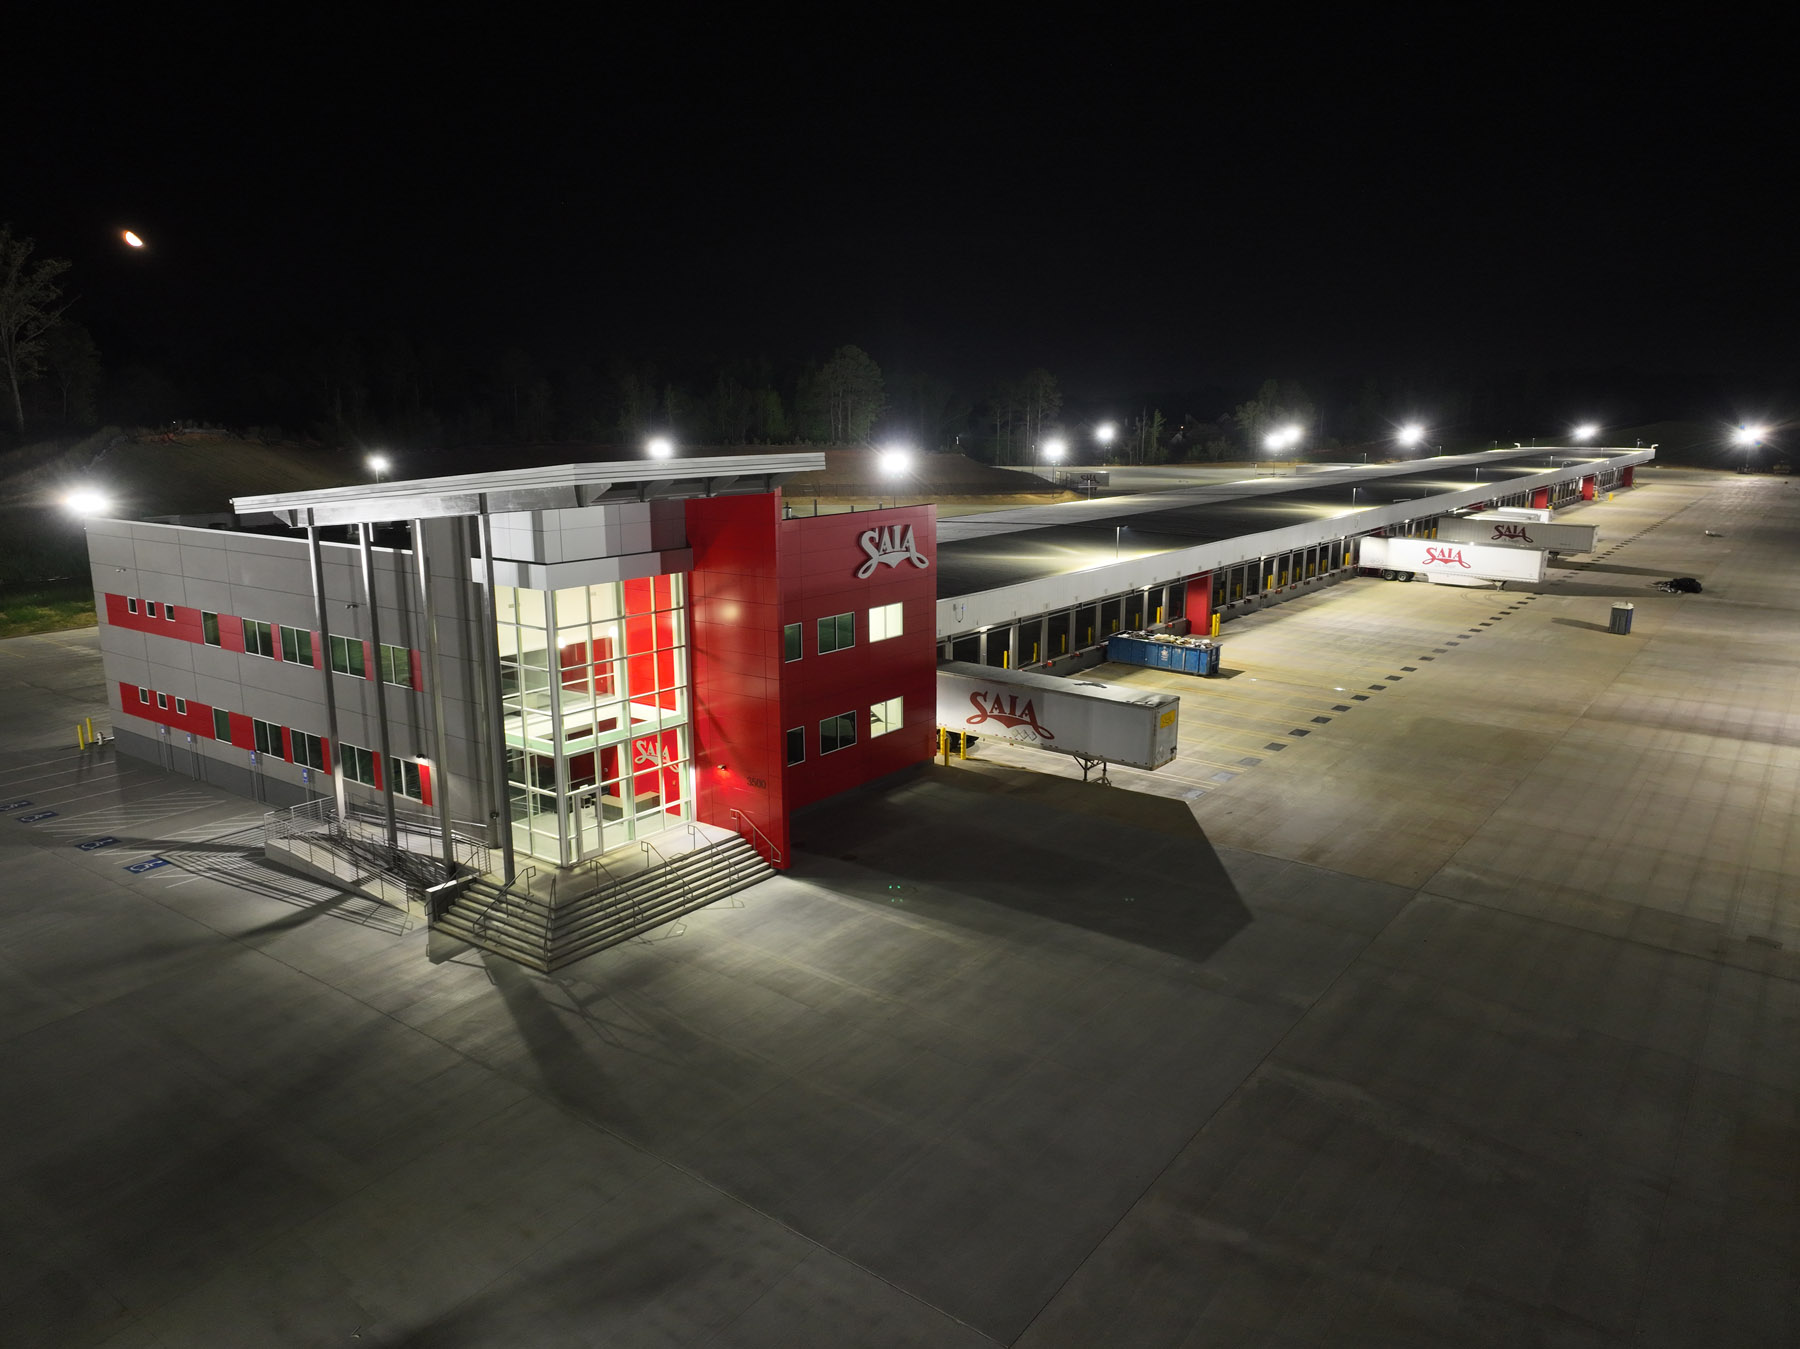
[1,225,1693,465]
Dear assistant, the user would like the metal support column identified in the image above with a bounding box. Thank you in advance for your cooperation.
[413,519,457,877]
[476,510,517,883]
[304,518,348,821]
[358,523,400,850]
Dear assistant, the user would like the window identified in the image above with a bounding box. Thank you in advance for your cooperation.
[156,692,168,710]
[252,718,284,757]
[389,756,424,799]
[341,742,377,786]
[786,726,805,765]
[329,634,365,678]
[127,597,138,614]
[145,601,158,618]
[379,643,411,687]
[783,622,802,663]
[292,730,326,770]
[212,708,231,740]
[137,686,150,704]
[174,697,187,715]
[817,611,855,654]
[243,618,275,658]
[869,696,902,737]
[279,625,312,666]
[869,602,903,642]
[165,604,177,622]
[820,710,857,755]
[202,611,221,646]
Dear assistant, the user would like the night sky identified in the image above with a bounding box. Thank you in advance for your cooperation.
[13,15,1793,428]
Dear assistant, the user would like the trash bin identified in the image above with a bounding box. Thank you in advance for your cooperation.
[1609,602,1634,635]
[1196,639,1222,676]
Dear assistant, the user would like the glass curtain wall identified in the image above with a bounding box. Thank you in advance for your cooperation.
[496,574,691,865]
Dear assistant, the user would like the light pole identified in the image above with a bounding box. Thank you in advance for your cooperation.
[1732,424,1769,471]
[646,436,674,459]
[1397,424,1424,455]
[367,453,391,483]
[1040,435,1066,476]
[1572,423,1597,444]
[1263,424,1302,464]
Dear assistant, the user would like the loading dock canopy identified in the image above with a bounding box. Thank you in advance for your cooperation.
[233,453,828,527]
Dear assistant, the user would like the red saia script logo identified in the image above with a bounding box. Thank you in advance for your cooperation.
[966,690,1054,739]
[1423,546,1472,569]
[1490,524,1533,543]
[856,524,930,579]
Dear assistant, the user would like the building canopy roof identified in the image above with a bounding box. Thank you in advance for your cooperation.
[233,453,828,527]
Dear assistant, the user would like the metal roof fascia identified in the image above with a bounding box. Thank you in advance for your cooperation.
[934,449,1655,638]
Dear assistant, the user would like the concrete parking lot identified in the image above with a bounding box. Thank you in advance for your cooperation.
[0,469,1794,1346]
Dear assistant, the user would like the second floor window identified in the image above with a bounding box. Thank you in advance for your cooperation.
[252,718,283,756]
[330,634,364,678]
[280,626,312,665]
[817,612,854,654]
[243,619,275,659]
[202,611,221,646]
[341,743,377,787]
[380,643,411,687]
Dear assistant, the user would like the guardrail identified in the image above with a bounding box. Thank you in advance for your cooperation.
[729,809,782,867]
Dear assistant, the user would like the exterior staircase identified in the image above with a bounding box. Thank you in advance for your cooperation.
[434,833,774,971]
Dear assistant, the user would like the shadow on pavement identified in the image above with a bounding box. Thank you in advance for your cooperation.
[1550,617,1614,633]
[791,762,1250,964]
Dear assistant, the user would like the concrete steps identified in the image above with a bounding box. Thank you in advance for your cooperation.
[435,836,774,971]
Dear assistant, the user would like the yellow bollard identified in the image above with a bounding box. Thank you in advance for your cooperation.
[1211,613,1221,638]
[76,723,86,750]
[1032,642,1039,663]
[1003,650,1009,669]
[85,716,95,743]
[960,730,968,760]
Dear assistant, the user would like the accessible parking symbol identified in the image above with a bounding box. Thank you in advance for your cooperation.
[123,857,171,874]
[76,836,120,852]
[17,810,58,824]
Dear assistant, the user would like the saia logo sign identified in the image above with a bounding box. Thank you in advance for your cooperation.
[1490,524,1533,542]
[856,524,930,579]
[1423,546,1472,569]
[965,691,1054,740]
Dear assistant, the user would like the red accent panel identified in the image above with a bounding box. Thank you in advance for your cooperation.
[280,727,294,763]
[363,640,375,680]
[320,739,332,774]
[1185,571,1212,635]
[372,752,384,791]
[103,594,207,646]
[1581,475,1597,501]
[221,616,246,654]
[1622,466,1634,488]
[312,631,324,669]
[227,712,255,750]
[417,763,433,808]
[115,682,215,738]
[686,493,788,866]
[409,648,424,691]
[1531,486,1551,508]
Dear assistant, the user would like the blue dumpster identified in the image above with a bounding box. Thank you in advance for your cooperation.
[1105,633,1222,677]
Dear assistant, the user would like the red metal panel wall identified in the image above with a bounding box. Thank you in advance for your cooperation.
[115,681,215,739]
[686,494,788,864]
[776,504,938,815]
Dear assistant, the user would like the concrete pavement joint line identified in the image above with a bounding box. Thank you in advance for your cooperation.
[104,846,997,1344]
[1011,870,1431,1347]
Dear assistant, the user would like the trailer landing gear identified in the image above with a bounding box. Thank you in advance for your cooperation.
[1072,753,1112,785]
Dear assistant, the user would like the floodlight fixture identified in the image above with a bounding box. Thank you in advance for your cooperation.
[1094,422,1117,445]
[1572,423,1598,442]
[878,446,913,476]
[367,453,391,481]
[64,488,111,517]
[1731,424,1768,446]
[1398,423,1424,447]
[646,436,674,459]
[1042,436,1067,462]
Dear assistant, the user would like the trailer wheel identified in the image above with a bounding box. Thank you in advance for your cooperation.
[1380,568,1396,581]
[1398,571,1415,582]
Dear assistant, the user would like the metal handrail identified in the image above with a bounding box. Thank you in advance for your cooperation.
[729,809,782,866]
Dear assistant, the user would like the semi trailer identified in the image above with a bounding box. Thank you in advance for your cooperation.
[1356,535,1546,587]
[936,661,1179,776]
[1441,514,1597,555]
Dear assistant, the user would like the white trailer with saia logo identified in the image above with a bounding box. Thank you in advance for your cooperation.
[1355,535,1547,587]
[936,661,1179,778]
